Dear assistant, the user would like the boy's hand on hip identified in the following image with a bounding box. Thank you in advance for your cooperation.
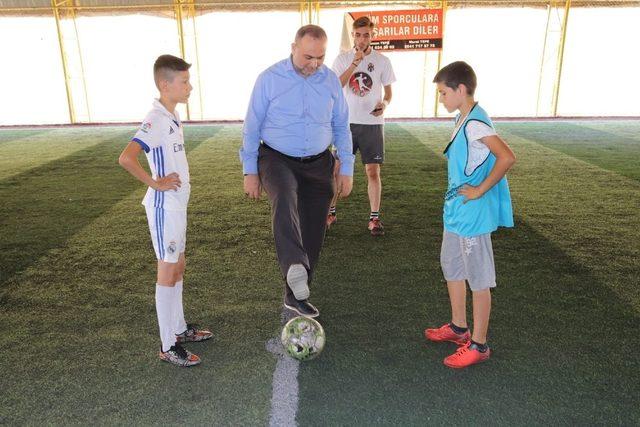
[336,175,353,198]
[459,184,483,203]
[154,172,181,191]
[243,174,262,200]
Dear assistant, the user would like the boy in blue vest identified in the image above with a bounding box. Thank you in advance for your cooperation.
[424,61,516,368]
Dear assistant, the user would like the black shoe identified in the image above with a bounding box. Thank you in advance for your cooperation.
[284,291,319,318]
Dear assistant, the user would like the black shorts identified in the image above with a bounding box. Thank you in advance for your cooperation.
[350,123,384,164]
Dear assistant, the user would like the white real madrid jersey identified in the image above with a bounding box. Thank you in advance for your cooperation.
[332,49,396,125]
[132,99,190,210]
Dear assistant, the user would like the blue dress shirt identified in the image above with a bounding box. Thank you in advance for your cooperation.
[240,57,355,176]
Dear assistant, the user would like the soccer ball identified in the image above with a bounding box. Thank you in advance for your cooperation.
[280,316,325,361]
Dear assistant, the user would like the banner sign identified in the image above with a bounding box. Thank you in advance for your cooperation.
[346,9,443,51]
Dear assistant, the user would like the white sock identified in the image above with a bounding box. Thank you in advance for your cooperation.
[155,284,176,352]
[174,280,188,335]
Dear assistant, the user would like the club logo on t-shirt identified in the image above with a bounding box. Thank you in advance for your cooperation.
[368,63,375,72]
[349,72,373,97]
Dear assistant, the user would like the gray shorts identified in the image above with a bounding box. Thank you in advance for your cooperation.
[440,230,496,291]
[351,124,384,164]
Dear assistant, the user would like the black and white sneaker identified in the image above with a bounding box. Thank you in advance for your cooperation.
[159,344,201,367]
[176,323,213,343]
[284,291,319,318]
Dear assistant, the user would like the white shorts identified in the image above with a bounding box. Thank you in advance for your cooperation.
[145,206,186,263]
[440,230,496,291]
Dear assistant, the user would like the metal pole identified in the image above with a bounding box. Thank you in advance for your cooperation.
[174,0,191,120]
[299,1,304,26]
[552,0,571,116]
[70,0,91,122]
[188,1,204,120]
[535,2,552,116]
[51,0,75,123]
[434,0,447,118]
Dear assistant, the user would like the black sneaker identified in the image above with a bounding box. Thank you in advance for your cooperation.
[158,344,201,367]
[284,290,319,318]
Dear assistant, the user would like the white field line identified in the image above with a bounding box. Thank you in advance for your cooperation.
[266,309,300,427]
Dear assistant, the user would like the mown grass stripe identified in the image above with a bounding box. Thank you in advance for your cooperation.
[0,127,218,287]
[501,121,640,181]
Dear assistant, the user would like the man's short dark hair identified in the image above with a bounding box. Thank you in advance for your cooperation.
[353,16,374,30]
[295,24,327,42]
[153,54,191,88]
[433,61,477,96]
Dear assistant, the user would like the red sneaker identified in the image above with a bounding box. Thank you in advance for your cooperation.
[326,213,337,227]
[443,341,490,369]
[424,323,470,345]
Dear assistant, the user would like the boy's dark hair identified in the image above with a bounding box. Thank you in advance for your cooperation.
[433,61,477,96]
[295,24,327,42]
[153,54,191,88]
[353,16,374,30]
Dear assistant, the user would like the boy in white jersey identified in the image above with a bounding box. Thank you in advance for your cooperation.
[330,16,396,236]
[118,55,211,367]
[424,61,516,368]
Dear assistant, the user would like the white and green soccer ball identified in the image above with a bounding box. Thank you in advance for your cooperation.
[281,316,325,361]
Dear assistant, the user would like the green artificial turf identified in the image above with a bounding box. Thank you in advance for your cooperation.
[1,121,638,425]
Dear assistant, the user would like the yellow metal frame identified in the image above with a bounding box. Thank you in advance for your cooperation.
[535,2,552,116]
[300,0,319,25]
[188,2,205,120]
[51,0,92,123]
[51,0,75,123]
[433,0,446,117]
[174,0,191,120]
[552,0,571,116]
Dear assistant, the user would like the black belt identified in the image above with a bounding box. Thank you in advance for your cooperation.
[262,142,327,163]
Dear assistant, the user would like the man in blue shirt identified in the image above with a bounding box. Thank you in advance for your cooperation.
[241,25,355,318]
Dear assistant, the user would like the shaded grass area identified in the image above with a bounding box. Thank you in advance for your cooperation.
[497,126,640,313]
[0,127,214,286]
[297,123,639,425]
[0,125,278,425]
[502,121,640,181]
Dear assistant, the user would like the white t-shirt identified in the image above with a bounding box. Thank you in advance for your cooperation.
[132,99,190,210]
[451,119,496,176]
[332,49,396,125]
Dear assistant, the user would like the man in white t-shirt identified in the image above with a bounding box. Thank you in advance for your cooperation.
[118,55,211,367]
[330,16,396,236]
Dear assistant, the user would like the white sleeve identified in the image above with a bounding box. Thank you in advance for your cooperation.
[465,120,496,149]
[132,113,164,153]
[332,52,350,76]
[381,56,396,86]
[463,120,495,175]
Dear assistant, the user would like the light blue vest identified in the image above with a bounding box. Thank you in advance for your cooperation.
[443,103,514,237]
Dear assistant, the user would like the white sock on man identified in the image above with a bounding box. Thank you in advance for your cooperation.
[155,284,176,352]
[174,280,188,335]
